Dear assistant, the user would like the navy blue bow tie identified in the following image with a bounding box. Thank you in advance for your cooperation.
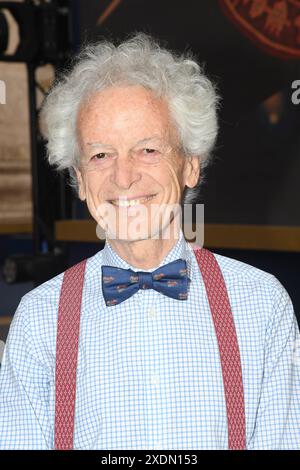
[102,259,190,307]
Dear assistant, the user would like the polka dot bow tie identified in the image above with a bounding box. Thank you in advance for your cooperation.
[101,259,190,307]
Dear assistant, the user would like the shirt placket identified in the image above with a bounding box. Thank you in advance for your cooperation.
[140,288,164,449]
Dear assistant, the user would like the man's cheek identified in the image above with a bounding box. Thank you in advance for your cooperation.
[85,191,101,221]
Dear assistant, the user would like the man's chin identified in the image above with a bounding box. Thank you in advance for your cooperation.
[107,231,157,242]
[105,224,177,243]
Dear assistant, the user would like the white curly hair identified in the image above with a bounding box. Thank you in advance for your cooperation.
[40,33,220,204]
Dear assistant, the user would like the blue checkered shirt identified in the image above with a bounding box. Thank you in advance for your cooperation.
[0,231,299,449]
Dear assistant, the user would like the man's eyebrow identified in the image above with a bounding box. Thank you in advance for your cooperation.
[86,136,164,148]
[86,142,113,148]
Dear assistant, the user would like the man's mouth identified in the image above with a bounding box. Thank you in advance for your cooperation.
[109,194,156,207]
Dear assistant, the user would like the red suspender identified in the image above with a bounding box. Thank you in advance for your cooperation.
[54,259,87,450]
[193,248,246,450]
[54,248,246,450]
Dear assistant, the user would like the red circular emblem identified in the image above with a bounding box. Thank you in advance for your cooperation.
[219,0,300,59]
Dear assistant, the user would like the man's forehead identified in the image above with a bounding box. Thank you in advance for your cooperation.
[77,88,172,130]
[76,85,179,148]
[86,136,168,148]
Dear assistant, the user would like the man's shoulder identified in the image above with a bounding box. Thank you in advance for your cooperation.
[20,269,65,312]
[211,251,275,284]
[8,251,105,350]
[210,251,291,308]
[22,250,104,303]
[209,253,293,320]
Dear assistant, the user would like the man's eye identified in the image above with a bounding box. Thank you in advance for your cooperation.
[92,153,106,160]
[143,148,158,154]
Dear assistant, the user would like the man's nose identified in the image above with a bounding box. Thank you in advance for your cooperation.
[110,155,142,190]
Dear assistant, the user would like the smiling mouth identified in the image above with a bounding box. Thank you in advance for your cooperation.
[109,194,157,207]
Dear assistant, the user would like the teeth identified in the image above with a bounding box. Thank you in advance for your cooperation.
[111,195,155,207]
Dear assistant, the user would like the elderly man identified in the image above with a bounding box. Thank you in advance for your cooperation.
[0,34,299,450]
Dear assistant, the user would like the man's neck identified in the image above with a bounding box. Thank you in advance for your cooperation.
[107,228,182,270]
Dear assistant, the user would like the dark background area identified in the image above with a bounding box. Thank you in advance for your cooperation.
[77,0,300,225]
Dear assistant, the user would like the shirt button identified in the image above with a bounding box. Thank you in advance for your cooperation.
[148,309,157,318]
[150,374,160,385]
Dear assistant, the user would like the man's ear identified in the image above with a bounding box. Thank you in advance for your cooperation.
[184,155,201,189]
[73,167,86,201]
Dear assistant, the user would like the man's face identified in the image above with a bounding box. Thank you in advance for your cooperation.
[75,85,199,241]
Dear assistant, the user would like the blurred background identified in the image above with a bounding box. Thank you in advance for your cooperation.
[0,0,300,344]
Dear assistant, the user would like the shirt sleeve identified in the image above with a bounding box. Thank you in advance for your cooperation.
[0,298,52,449]
[248,278,300,450]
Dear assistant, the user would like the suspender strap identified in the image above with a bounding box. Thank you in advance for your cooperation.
[193,247,246,449]
[54,248,246,450]
[54,259,87,450]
